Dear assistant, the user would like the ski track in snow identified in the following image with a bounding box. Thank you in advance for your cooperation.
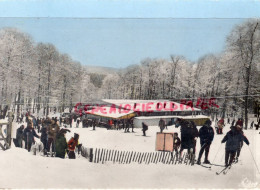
[0,118,259,188]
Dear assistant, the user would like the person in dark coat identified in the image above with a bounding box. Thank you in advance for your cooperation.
[69,117,73,128]
[250,121,254,129]
[23,125,40,152]
[55,129,70,159]
[125,119,130,133]
[40,126,48,155]
[221,126,249,167]
[197,119,214,165]
[142,122,148,136]
[234,125,249,162]
[159,118,166,133]
[130,118,134,132]
[179,120,198,159]
[76,119,80,128]
[16,125,25,148]
[179,120,192,154]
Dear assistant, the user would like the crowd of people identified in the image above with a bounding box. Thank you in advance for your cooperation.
[14,114,81,159]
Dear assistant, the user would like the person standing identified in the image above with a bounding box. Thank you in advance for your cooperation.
[55,129,70,159]
[76,118,80,128]
[47,120,60,152]
[67,133,79,159]
[250,121,254,129]
[197,119,214,165]
[172,132,181,159]
[142,122,148,136]
[159,118,166,133]
[235,125,249,162]
[231,119,236,127]
[16,125,24,148]
[40,126,48,155]
[217,118,225,134]
[221,126,249,167]
[23,124,40,152]
[125,119,130,133]
[69,116,73,128]
[190,121,199,156]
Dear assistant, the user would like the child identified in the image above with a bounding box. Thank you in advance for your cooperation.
[173,132,181,156]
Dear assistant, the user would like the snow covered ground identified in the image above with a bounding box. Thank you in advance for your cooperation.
[0,119,259,189]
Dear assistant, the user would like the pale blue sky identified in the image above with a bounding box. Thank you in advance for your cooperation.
[0,0,259,68]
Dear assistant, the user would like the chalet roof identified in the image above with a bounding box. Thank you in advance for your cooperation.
[86,106,136,119]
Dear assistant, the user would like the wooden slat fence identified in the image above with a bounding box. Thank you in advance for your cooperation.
[81,146,195,165]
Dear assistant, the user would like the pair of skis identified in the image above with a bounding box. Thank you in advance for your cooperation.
[216,165,231,175]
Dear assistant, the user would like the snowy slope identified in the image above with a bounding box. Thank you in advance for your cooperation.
[0,120,259,189]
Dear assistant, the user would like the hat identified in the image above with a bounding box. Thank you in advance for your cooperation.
[204,119,212,126]
[74,133,79,139]
[59,129,69,135]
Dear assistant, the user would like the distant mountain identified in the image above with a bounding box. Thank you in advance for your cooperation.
[84,65,120,75]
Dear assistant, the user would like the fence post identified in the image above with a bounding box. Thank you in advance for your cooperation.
[89,148,93,162]
[7,112,13,148]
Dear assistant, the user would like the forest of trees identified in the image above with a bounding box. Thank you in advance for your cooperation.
[0,19,259,128]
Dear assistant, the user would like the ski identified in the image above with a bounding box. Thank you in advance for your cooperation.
[209,163,226,167]
[216,166,229,175]
[196,163,211,169]
[223,165,232,175]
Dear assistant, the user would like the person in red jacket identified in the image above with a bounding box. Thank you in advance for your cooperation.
[68,133,79,159]
[217,118,225,134]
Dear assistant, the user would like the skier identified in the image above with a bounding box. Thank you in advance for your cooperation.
[67,133,80,159]
[159,118,166,133]
[142,122,148,136]
[227,118,230,124]
[197,119,214,165]
[16,125,25,148]
[221,126,249,167]
[235,125,249,162]
[55,129,70,159]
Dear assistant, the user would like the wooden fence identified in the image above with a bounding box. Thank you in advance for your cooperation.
[80,146,195,165]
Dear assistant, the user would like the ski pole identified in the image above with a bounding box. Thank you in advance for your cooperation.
[212,143,223,165]
[247,146,260,174]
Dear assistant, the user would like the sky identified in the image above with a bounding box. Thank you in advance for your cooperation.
[0,0,259,68]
